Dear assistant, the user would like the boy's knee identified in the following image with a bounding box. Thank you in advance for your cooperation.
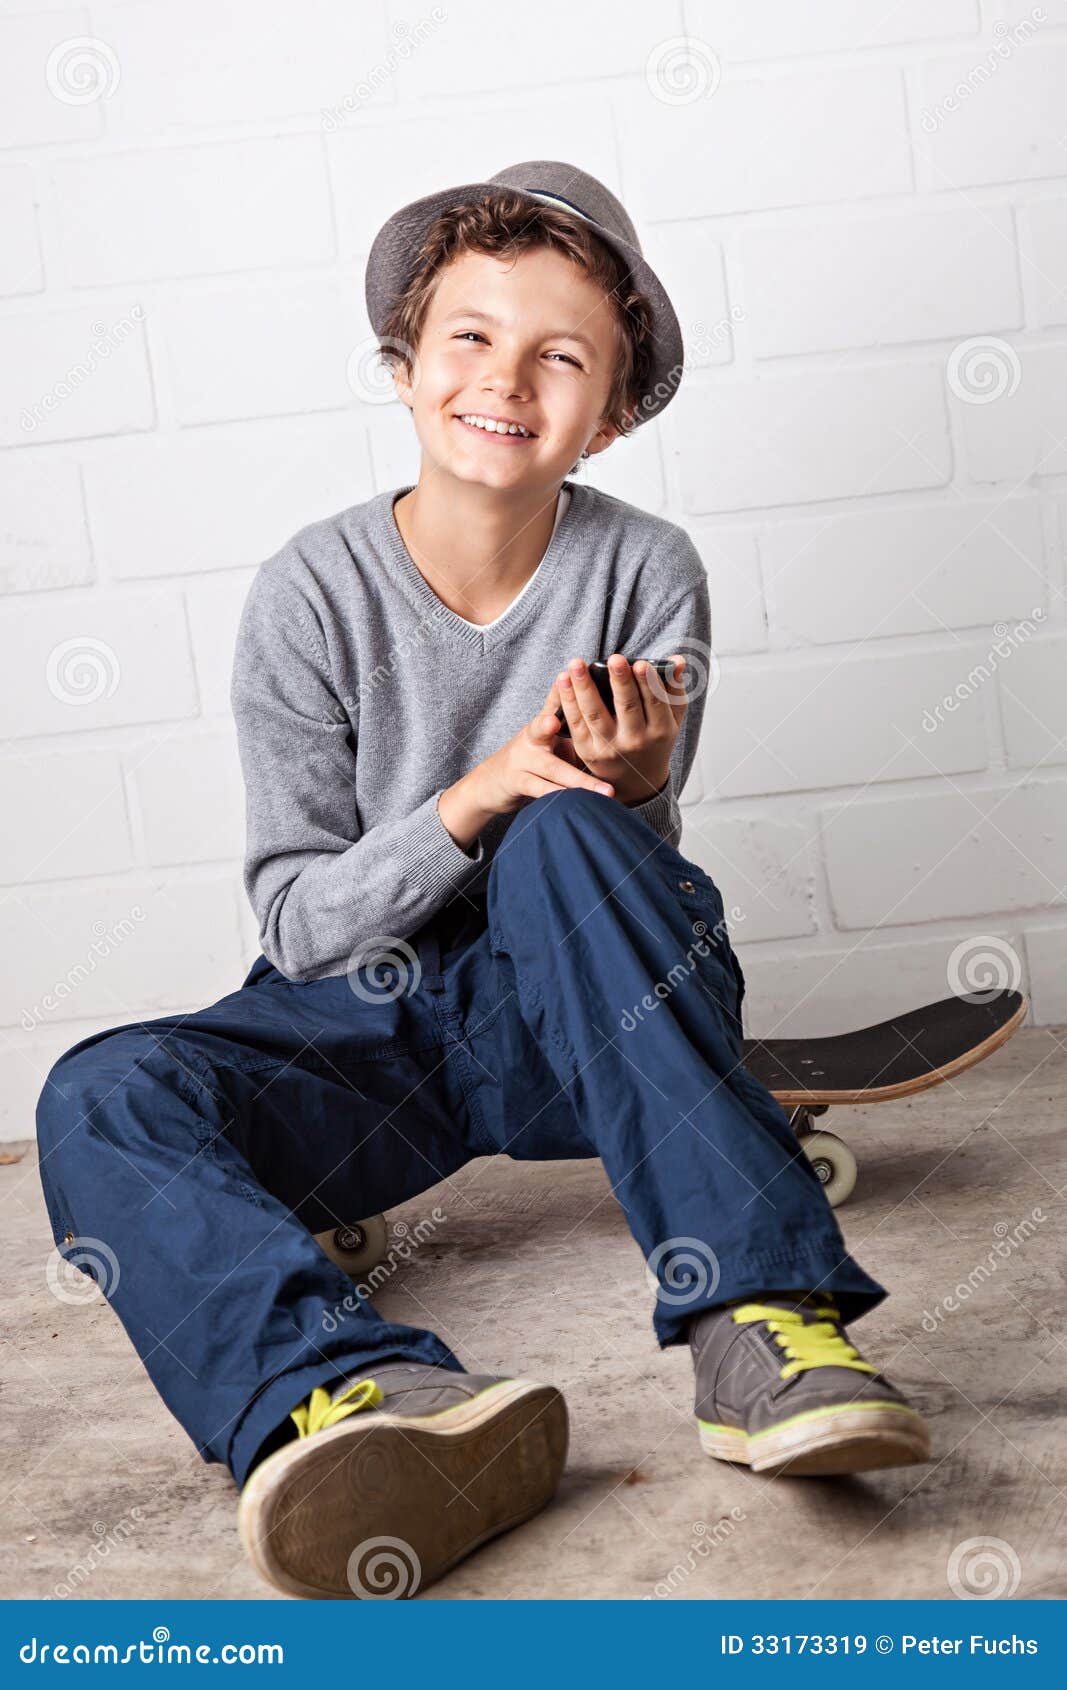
[36,1029,165,1154]
[37,1046,91,1152]
[498,787,608,866]
[487,789,589,909]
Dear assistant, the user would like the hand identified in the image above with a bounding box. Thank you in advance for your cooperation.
[454,677,617,823]
[554,653,688,806]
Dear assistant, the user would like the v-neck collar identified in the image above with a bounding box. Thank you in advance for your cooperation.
[381,480,583,651]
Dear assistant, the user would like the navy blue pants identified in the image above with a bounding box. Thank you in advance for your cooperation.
[35,789,884,1487]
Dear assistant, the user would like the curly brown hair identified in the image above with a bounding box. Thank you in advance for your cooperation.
[376,187,656,447]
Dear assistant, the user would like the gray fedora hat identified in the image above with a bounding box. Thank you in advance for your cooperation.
[364,159,685,427]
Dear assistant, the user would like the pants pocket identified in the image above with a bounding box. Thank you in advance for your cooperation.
[657,858,745,1032]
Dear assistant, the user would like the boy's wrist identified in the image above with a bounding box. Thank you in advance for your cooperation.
[617,769,671,808]
[437,777,495,853]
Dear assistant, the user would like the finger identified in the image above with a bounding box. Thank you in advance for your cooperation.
[545,679,573,739]
[604,653,646,734]
[562,659,611,745]
[555,668,589,743]
[523,772,571,801]
[644,654,688,708]
[636,655,688,727]
[523,771,612,802]
[530,708,562,743]
[538,754,613,796]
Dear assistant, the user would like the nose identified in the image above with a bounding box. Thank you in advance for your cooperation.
[483,349,532,400]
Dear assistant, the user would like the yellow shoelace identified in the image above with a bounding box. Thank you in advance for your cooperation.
[289,1377,384,1438]
[731,1301,877,1381]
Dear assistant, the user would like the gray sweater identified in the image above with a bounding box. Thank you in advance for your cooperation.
[231,479,712,982]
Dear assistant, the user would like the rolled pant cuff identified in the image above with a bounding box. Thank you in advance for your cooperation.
[228,1345,463,1490]
[652,1239,888,1347]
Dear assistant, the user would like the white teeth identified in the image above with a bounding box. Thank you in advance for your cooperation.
[459,414,531,437]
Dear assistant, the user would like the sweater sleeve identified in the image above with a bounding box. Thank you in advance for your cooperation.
[231,559,487,982]
[617,534,712,852]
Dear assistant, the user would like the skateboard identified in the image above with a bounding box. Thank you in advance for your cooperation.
[314,1214,388,1279]
[315,988,1030,1274]
[742,988,1028,1206]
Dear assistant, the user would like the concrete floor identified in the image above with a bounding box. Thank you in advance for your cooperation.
[3,1024,1066,1601]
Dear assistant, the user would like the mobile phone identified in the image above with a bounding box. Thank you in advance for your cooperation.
[554,657,682,738]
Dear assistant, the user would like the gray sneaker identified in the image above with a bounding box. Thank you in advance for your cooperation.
[238,1363,568,1598]
[689,1294,930,1476]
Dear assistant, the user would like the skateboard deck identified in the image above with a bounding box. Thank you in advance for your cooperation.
[740,988,1028,1205]
[742,988,1028,1106]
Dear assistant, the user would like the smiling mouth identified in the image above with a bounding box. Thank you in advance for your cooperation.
[454,414,537,442]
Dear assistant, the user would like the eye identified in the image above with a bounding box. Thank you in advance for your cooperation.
[451,332,580,368]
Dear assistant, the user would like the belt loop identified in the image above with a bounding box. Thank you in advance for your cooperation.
[416,914,445,993]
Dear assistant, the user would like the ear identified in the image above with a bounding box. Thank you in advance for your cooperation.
[583,416,624,458]
[391,358,416,410]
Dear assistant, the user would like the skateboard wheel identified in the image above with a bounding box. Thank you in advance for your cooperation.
[801,1132,857,1208]
[314,1214,389,1277]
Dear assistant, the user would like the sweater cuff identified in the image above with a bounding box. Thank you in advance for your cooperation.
[393,790,487,901]
[625,773,680,843]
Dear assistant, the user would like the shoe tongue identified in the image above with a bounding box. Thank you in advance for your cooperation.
[333,1362,435,1405]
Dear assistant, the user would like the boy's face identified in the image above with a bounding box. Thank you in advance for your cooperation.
[394,245,626,494]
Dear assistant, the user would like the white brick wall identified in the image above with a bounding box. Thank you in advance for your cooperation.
[48,136,337,285]
[2,2,1065,1140]
[742,205,1022,356]
[674,362,953,512]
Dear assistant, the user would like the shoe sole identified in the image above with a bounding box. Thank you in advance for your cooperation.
[699,1402,931,1476]
[238,1379,568,1598]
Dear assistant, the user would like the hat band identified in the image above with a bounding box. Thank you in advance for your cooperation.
[520,188,595,226]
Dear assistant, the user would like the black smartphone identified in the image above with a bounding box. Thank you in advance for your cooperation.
[554,657,682,737]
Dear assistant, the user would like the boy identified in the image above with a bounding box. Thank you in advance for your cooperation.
[36,161,929,1602]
